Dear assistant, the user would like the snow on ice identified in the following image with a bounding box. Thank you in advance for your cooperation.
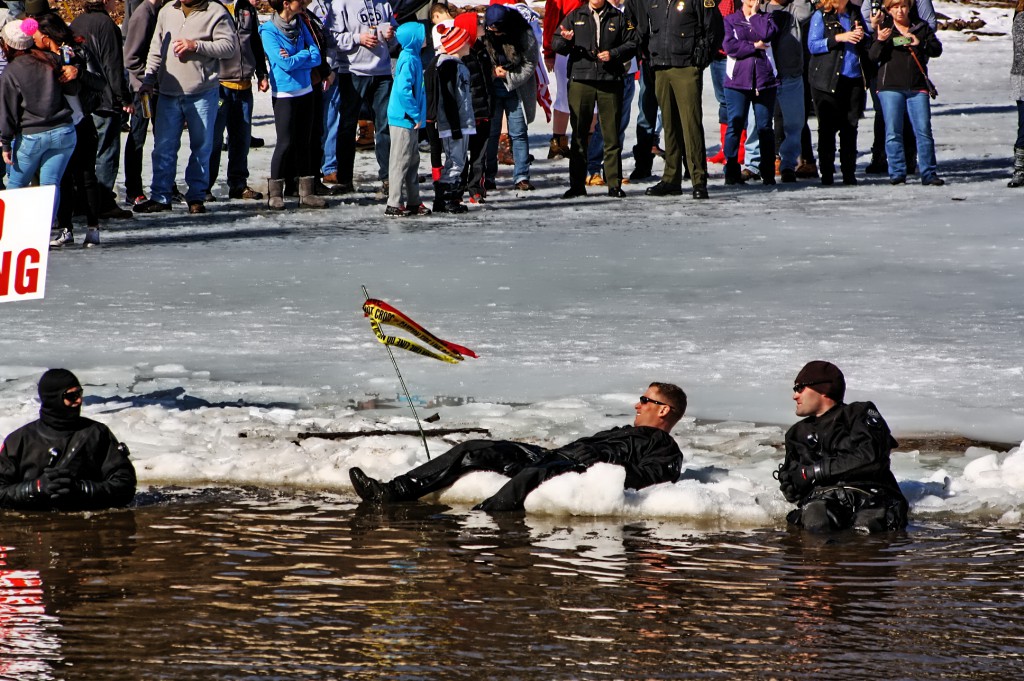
[0,1,1022,526]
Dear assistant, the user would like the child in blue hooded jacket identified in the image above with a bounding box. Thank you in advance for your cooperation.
[385,21,429,216]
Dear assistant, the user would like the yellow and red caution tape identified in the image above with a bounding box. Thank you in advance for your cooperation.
[363,299,478,364]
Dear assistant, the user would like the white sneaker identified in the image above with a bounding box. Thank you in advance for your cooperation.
[83,227,100,248]
[49,228,73,248]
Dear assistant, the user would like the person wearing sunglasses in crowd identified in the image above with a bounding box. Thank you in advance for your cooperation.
[350,382,686,512]
[776,361,908,533]
[0,369,137,511]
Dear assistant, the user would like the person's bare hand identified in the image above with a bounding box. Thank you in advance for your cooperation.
[597,50,610,62]
[172,38,197,58]
[360,31,379,48]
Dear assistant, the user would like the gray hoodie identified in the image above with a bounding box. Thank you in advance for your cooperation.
[142,0,239,96]
[326,0,396,77]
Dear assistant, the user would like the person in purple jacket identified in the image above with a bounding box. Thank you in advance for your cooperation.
[722,0,780,185]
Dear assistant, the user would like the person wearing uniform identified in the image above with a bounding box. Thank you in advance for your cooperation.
[350,382,687,512]
[0,369,137,511]
[642,0,723,199]
[776,361,908,533]
[553,0,638,199]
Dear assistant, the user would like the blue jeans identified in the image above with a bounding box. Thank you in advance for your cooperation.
[338,73,392,182]
[6,123,77,221]
[588,74,636,175]
[709,59,728,124]
[320,75,340,176]
[877,89,937,181]
[487,82,531,184]
[209,86,254,192]
[724,87,776,175]
[92,112,121,207]
[1015,99,1024,148]
[775,75,805,171]
[151,88,220,203]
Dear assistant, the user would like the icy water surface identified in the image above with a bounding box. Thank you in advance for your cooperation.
[1,488,1023,680]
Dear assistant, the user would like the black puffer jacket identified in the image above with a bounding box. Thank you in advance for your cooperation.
[781,402,904,500]
[0,419,137,511]
[552,3,638,81]
[556,425,683,489]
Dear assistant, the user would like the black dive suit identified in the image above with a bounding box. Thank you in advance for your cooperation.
[383,425,683,512]
[0,369,136,511]
[777,402,908,532]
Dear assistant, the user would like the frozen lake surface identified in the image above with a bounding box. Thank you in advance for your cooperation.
[1,1,1022,525]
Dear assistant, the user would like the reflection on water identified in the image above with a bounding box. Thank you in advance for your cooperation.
[1,488,1023,679]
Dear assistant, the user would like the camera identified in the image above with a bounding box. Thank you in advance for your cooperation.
[875,7,894,30]
[892,35,912,46]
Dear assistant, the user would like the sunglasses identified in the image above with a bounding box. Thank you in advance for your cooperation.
[792,381,829,394]
[62,388,84,401]
[639,395,674,410]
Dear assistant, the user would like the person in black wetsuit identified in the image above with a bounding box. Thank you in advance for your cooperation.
[0,368,136,511]
[349,382,687,512]
[776,360,908,533]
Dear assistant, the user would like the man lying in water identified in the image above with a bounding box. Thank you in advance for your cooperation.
[349,382,687,512]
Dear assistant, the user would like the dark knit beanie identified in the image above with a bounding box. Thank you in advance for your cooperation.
[23,0,51,17]
[38,368,83,431]
[794,361,846,402]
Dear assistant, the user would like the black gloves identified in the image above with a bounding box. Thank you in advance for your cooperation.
[37,467,73,500]
[777,463,825,502]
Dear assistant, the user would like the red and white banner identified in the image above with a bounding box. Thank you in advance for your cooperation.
[0,186,54,304]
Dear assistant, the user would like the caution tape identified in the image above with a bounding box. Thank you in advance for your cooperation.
[363,299,478,364]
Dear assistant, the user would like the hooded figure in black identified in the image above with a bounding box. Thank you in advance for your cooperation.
[0,369,136,511]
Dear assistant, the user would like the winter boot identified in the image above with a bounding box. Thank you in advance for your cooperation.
[547,134,568,160]
[707,123,727,164]
[724,160,745,185]
[1009,146,1024,188]
[298,176,326,208]
[498,133,514,165]
[441,186,469,214]
[432,181,446,212]
[267,178,285,210]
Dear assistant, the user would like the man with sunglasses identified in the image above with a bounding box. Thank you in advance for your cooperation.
[0,369,136,511]
[350,382,686,512]
[777,361,908,533]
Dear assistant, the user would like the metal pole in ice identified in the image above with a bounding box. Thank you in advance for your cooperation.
[361,285,431,460]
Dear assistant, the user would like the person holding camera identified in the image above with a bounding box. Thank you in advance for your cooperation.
[867,0,943,185]
[806,0,870,186]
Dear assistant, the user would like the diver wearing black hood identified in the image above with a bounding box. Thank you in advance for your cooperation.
[0,369,137,510]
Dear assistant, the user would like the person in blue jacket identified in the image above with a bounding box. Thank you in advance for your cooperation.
[260,0,325,209]
[384,21,430,216]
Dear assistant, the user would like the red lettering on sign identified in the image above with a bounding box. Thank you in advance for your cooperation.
[0,198,5,240]
[15,249,39,294]
[0,249,40,296]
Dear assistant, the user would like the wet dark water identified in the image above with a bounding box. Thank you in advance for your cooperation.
[1,488,1023,680]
